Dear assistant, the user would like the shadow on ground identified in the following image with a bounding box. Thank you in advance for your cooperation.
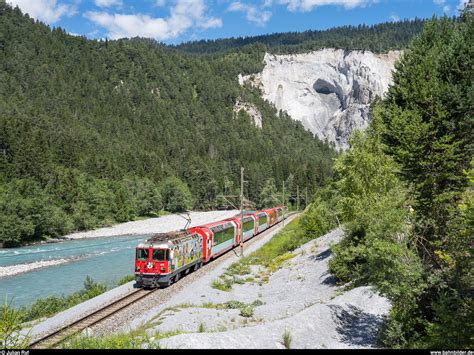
[329,304,384,347]
[309,248,332,261]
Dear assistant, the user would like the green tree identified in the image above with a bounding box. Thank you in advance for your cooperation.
[380,16,473,259]
[159,176,193,212]
[259,178,280,208]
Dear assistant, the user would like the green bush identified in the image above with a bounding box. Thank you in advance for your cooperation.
[22,276,108,322]
[65,331,153,349]
[1,298,31,348]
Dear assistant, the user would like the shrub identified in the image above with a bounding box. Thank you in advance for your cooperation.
[1,298,31,348]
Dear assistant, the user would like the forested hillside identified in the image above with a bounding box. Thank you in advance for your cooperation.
[175,19,427,55]
[302,15,473,348]
[0,3,338,246]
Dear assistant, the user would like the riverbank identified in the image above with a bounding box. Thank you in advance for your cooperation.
[4,210,240,249]
[62,210,239,240]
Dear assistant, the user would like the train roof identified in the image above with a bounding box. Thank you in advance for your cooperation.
[137,230,199,248]
[193,218,237,229]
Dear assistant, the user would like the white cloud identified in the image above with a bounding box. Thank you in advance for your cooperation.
[457,0,468,11]
[277,0,374,12]
[228,1,272,26]
[85,0,222,40]
[433,0,451,14]
[8,0,76,23]
[94,0,123,8]
[155,0,166,6]
[389,13,400,22]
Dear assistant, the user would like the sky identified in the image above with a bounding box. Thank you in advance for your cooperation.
[7,0,470,44]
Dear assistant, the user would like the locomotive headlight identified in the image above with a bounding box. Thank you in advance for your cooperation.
[147,262,154,269]
[135,266,140,271]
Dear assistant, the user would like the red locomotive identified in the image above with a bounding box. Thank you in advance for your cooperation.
[134,205,288,288]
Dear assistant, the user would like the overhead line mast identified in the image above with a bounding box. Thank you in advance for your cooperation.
[240,167,244,257]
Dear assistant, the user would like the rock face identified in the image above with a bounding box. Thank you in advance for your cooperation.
[240,49,401,149]
[233,98,263,128]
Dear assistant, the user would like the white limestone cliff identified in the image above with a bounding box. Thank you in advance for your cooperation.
[240,49,401,149]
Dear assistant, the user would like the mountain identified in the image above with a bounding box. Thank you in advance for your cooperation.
[240,49,401,149]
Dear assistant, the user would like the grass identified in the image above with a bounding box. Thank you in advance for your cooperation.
[211,279,233,292]
[201,299,263,318]
[118,274,135,285]
[64,329,153,349]
[18,273,144,323]
[198,323,206,333]
[212,216,310,291]
[282,329,292,349]
[17,273,143,323]
[64,328,186,349]
[20,276,108,322]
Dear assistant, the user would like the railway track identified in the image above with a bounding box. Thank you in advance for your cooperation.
[29,288,156,349]
[29,212,299,349]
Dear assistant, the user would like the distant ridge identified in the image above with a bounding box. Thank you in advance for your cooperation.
[173,18,429,55]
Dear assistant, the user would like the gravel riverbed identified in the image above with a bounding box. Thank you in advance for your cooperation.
[63,210,240,240]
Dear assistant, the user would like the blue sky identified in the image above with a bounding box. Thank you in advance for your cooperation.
[8,0,469,44]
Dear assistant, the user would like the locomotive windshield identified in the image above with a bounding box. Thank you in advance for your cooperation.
[137,248,149,261]
[152,249,168,261]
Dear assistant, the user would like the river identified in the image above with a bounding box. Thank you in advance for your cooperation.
[0,234,147,308]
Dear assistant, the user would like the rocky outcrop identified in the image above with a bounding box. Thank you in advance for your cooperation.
[233,99,263,128]
[240,49,401,149]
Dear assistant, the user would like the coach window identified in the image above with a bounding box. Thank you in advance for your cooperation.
[153,249,167,261]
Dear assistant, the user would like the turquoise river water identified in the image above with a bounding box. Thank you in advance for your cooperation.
[0,235,148,308]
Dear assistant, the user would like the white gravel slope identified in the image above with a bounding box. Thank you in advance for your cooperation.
[149,228,391,349]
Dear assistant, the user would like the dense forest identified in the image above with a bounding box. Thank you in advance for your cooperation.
[301,14,473,348]
[175,19,427,55]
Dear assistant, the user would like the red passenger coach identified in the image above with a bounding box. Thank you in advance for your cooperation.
[237,213,257,242]
[189,217,240,262]
[263,208,278,227]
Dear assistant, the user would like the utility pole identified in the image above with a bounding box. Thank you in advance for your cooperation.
[240,167,244,257]
[282,180,285,227]
[297,185,300,211]
[305,187,308,209]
